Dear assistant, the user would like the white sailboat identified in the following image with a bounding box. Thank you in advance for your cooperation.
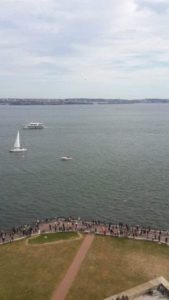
[10,131,27,152]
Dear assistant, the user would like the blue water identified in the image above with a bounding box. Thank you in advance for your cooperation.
[0,104,169,229]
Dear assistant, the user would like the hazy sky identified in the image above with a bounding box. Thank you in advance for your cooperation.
[1,0,169,98]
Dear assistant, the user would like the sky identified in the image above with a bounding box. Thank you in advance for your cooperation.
[1,0,169,98]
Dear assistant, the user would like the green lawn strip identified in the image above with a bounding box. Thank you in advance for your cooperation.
[0,237,83,300]
[67,236,169,300]
[29,231,79,244]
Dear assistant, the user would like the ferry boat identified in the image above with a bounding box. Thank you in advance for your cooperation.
[23,122,44,129]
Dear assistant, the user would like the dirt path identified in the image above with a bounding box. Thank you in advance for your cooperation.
[51,234,95,300]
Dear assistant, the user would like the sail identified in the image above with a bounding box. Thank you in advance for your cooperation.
[14,131,20,149]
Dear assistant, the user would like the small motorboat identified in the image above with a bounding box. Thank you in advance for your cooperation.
[61,156,72,161]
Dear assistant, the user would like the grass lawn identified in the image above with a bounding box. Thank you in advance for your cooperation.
[1,235,169,300]
[29,232,79,244]
[0,236,83,300]
[67,236,169,300]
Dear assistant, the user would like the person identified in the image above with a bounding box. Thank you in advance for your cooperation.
[2,234,5,243]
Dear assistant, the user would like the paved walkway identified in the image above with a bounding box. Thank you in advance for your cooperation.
[51,234,94,300]
[104,276,169,300]
[2,217,169,246]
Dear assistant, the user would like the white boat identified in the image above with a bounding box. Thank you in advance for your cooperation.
[61,156,72,161]
[23,122,44,129]
[10,131,27,152]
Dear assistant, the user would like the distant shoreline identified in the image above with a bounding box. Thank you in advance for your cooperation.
[1,98,169,105]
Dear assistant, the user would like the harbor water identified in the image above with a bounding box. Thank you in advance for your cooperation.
[0,104,169,229]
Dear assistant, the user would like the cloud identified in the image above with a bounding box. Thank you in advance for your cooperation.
[136,0,169,14]
[0,0,169,97]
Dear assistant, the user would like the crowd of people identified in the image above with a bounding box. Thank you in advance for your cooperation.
[116,295,129,300]
[0,216,169,245]
[0,221,40,244]
[157,283,169,297]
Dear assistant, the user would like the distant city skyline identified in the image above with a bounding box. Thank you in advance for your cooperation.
[1,0,169,98]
